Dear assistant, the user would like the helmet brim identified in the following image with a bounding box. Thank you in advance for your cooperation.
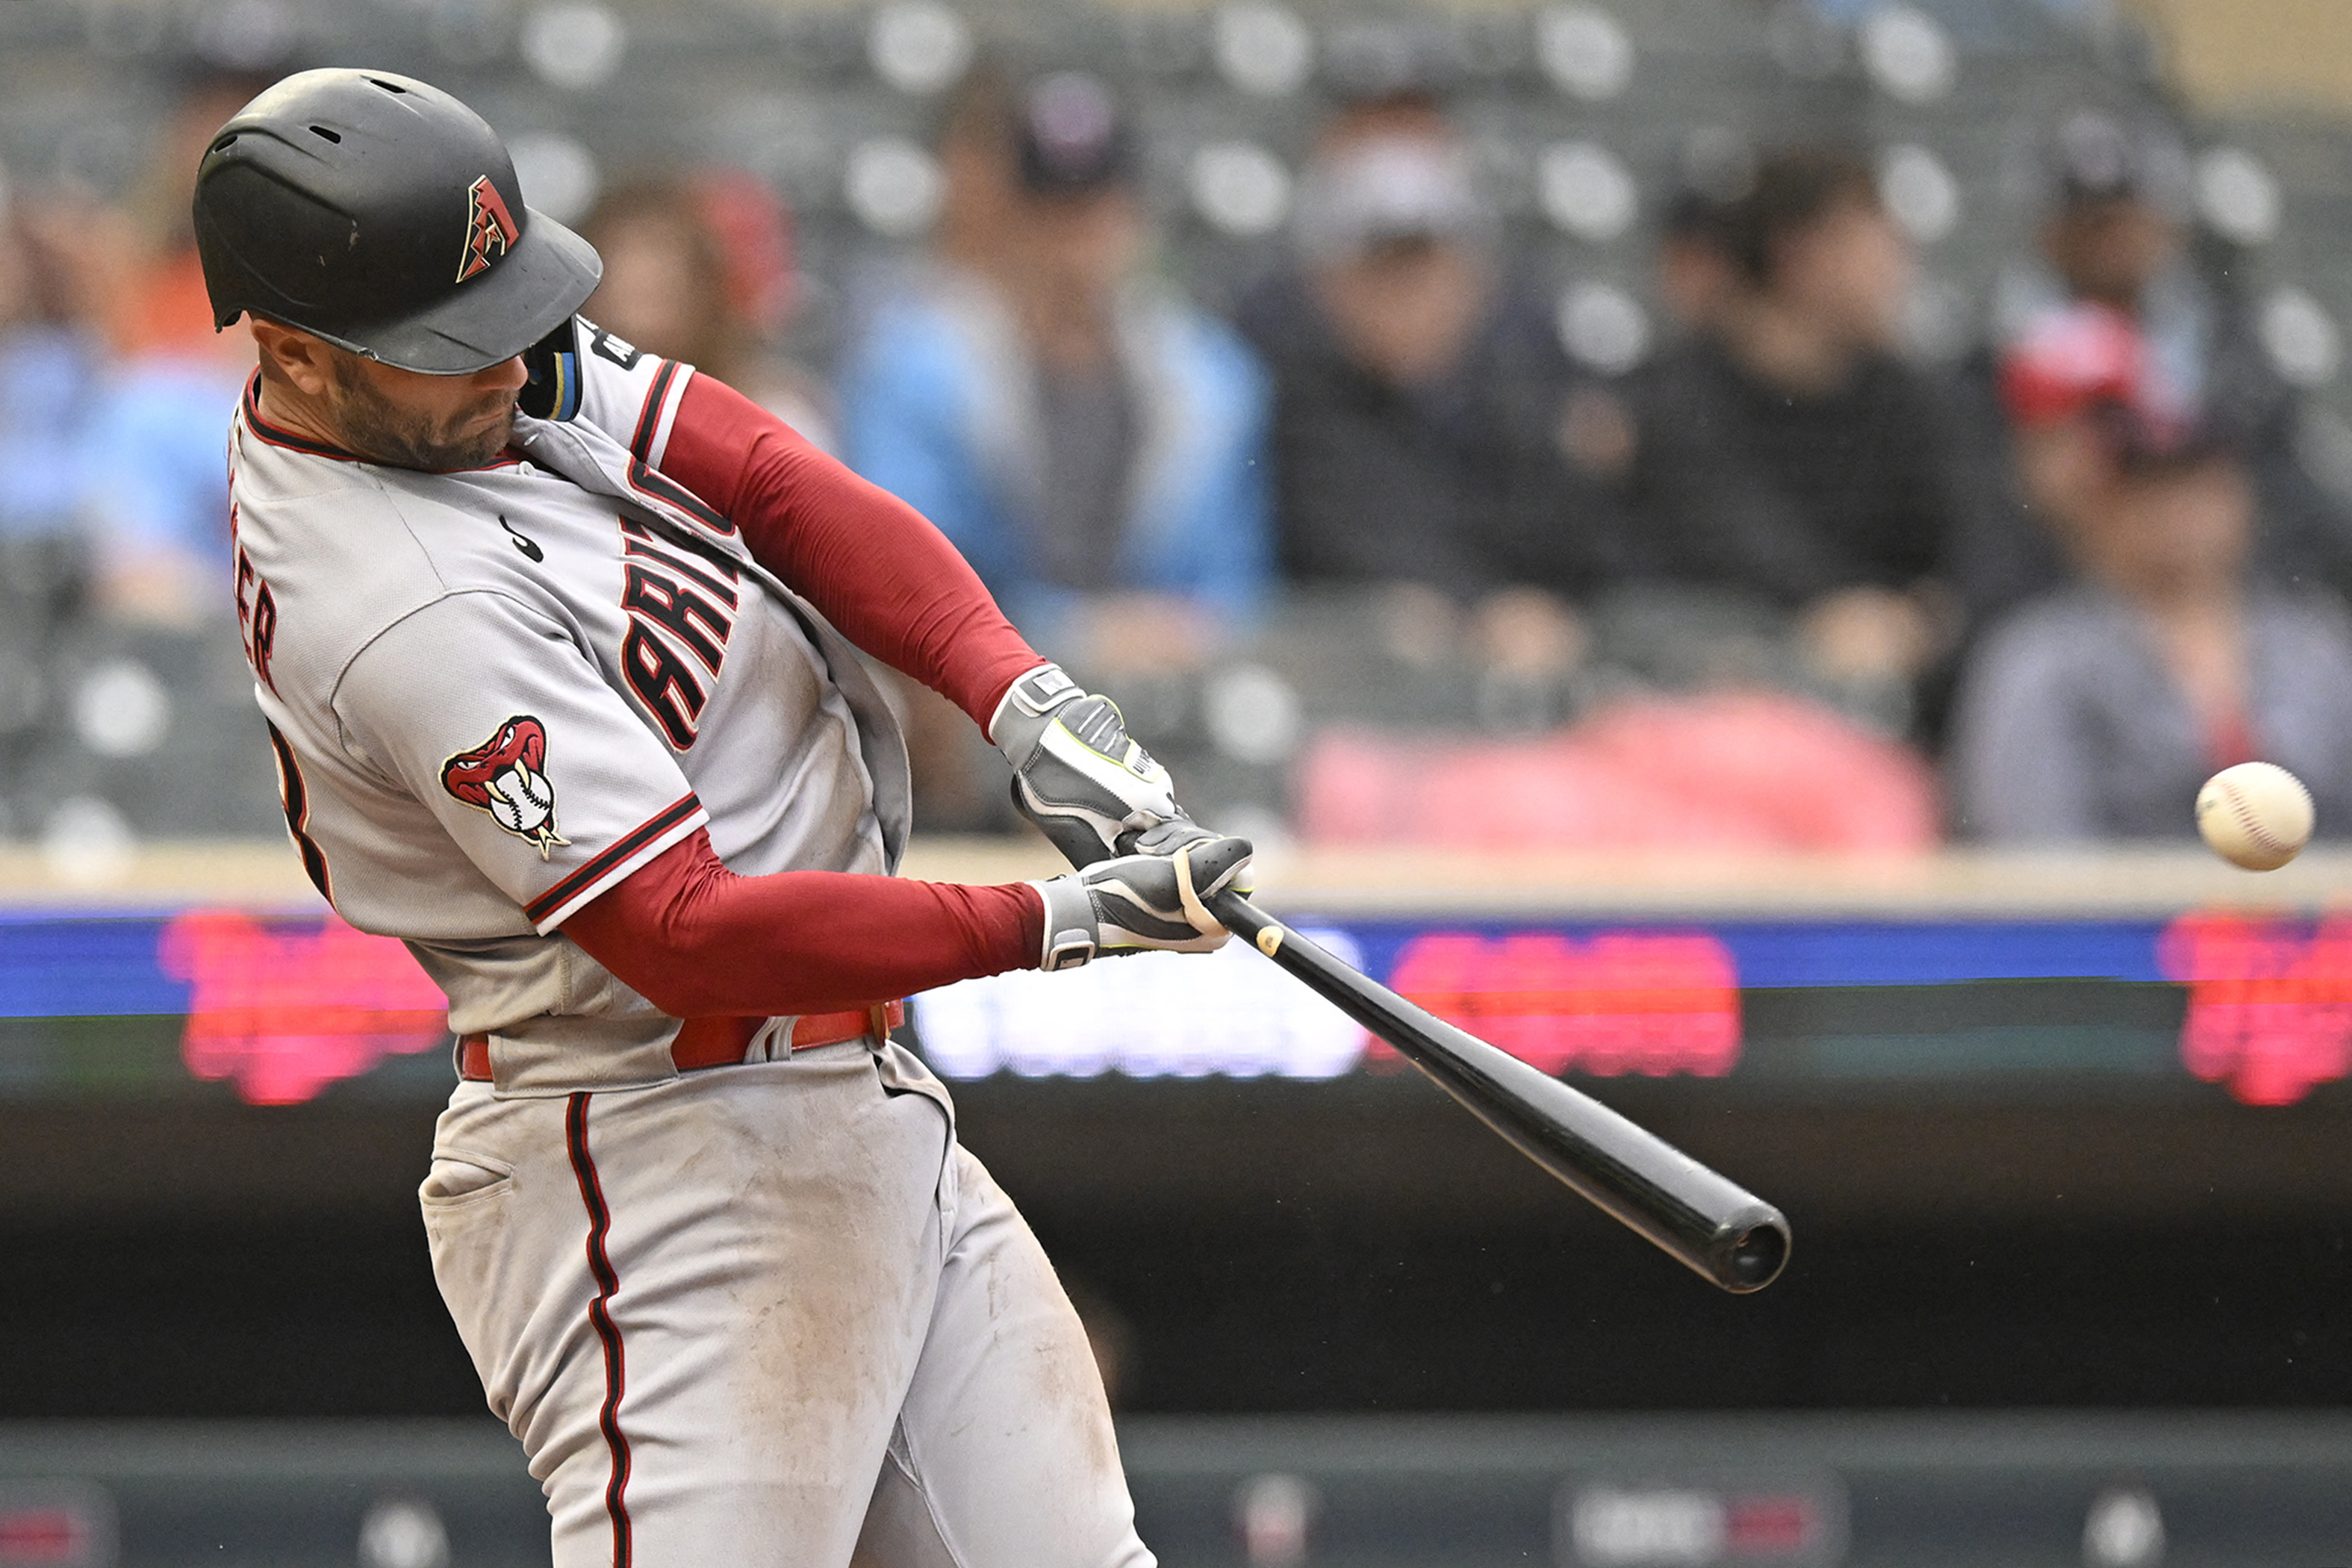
[311,208,603,376]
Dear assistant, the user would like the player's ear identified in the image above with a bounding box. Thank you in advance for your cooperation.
[249,318,337,400]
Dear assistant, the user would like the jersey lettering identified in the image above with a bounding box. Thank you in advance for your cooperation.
[587,324,642,370]
[620,520,739,608]
[251,583,279,691]
[234,544,280,694]
[615,517,737,747]
[622,564,731,673]
[621,622,706,749]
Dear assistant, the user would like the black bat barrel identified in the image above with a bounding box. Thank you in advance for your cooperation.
[1211,894,1791,1294]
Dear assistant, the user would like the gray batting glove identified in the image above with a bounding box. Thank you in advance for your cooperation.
[1030,835,1255,971]
[992,664,1199,869]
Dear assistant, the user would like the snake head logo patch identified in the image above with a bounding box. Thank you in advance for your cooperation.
[441,715,568,857]
[456,175,520,283]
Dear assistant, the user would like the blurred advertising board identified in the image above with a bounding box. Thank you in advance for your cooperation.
[2,904,2347,1107]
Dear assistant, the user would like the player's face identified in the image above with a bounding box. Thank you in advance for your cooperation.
[326,352,528,472]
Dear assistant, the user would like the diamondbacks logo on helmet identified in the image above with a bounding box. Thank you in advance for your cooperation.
[456,175,520,283]
[441,715,568,856]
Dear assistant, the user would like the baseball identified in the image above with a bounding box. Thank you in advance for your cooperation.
[2196,762,2315,871]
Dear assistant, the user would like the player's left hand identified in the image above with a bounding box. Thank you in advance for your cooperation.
[1031,834,1254,971]
[992,664,1201,868]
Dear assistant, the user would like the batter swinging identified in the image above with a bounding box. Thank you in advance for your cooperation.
[196,69,1252,1565]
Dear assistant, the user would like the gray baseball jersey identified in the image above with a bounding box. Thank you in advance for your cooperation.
[227,320,911,1092]
[232,323,1154,1567]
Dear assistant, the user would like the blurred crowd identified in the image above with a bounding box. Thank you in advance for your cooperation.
[12,55,2352,856]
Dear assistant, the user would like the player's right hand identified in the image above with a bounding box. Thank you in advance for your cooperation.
[991,664,1191,869]
[1030,835,1254,971]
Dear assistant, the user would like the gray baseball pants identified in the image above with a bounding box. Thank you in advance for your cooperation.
[419,1039,1154,1567]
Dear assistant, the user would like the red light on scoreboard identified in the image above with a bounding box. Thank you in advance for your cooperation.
[1386,930,1741,1077]
[0,1511,84,1564]
[1723,1497,1814,1554]
[0,1487,112,1568]
[1561,1478,1844,1566]
[2159,912,2352,1106]
[158,910,449,1105]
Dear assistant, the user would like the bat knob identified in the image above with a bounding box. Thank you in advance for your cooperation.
[1720,1215,1791,1293]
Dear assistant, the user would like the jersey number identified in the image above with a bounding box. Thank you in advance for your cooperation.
[265,721,333,900]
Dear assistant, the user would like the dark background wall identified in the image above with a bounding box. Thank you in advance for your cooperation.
[6,1058,2348,1419]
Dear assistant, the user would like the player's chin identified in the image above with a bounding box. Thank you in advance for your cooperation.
[439,406,517,469]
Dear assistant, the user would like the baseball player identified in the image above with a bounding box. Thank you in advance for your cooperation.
[195,69,1253,1566]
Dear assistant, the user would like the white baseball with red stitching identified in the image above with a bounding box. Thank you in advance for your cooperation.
[2197,762,2315,871]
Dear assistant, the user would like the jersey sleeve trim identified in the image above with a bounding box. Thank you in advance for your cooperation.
[630,359,691,467]
[525,792,708,934]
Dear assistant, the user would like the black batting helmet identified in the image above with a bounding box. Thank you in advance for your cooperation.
[193,68,600,376]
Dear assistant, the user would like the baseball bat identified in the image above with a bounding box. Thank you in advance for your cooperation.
[1207,890,1791,1294]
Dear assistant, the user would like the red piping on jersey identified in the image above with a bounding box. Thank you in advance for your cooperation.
[525,794,701,927]
[560,826,1043,1019]
[656,373,1043,731]
[564,1094,635,1568]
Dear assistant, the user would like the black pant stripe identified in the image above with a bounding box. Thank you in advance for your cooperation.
[565,1092,633,1567]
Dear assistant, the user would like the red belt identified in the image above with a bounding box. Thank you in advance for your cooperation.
[458,1001,904,1083]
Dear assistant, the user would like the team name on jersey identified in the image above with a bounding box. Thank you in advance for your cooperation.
[616,517,739,749]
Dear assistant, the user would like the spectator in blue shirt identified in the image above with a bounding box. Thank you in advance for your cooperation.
[63,70,271,628]
[838,71,1272,676]
[0,207,100,557]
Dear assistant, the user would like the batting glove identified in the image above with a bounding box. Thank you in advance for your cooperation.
[992,664,1204,869]
[1031,835,1255,971]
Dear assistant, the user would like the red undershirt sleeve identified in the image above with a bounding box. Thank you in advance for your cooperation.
[659,373,1045,735]
[562,827,1044,1019]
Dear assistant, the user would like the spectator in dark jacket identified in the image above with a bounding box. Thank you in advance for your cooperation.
[1234,93,1627,679]
[1625,149,1958,695]
[1948,110,2352,628]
